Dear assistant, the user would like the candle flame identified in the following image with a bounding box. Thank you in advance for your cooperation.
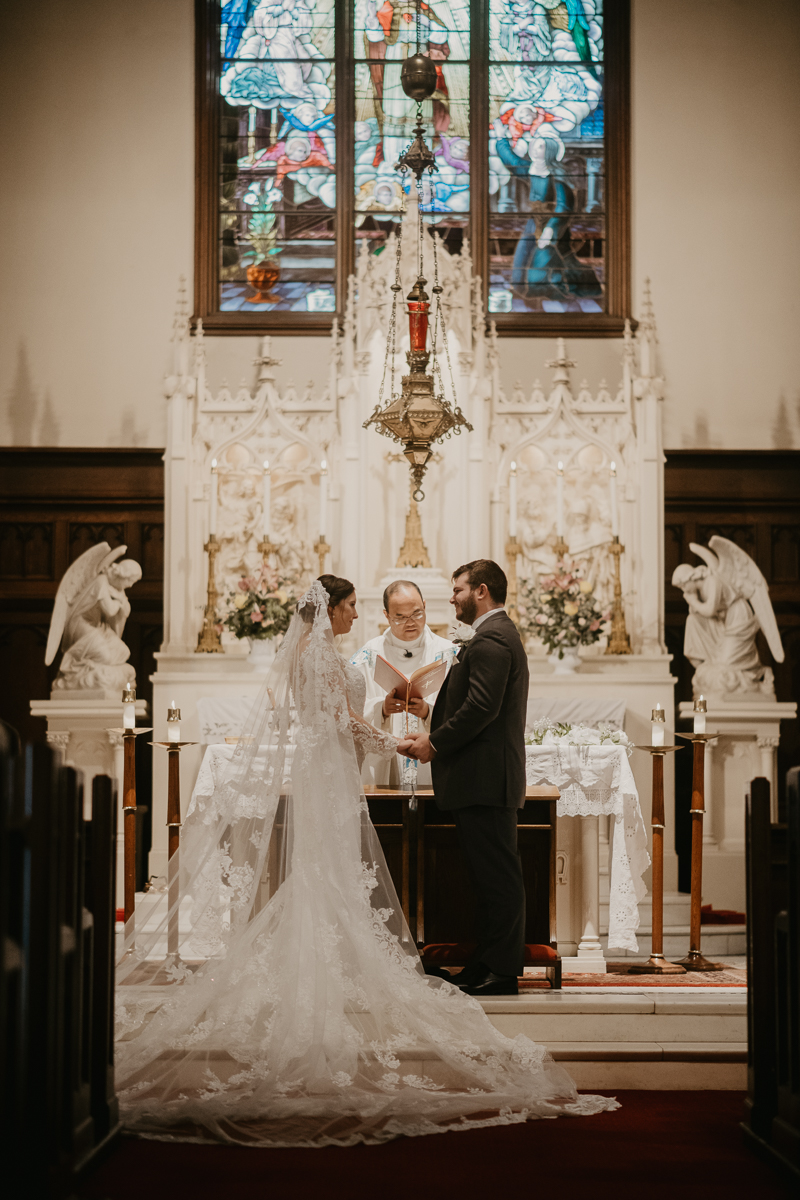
[211,458,217,469]
[510,461,516,473]
[263,460,270,472]
[557,461,564,474]
[610,461,616,474]
[320,459,327,473]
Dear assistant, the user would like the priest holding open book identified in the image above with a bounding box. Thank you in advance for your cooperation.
[350,580,456,788]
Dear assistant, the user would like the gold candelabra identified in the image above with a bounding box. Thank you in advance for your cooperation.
[505,535,519,624]
[314,536,330,577]
[605,535,632,655]
[258,536,278,563]
[195,533,224,653]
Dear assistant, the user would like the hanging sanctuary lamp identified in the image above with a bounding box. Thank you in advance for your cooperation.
[363,13,472,502]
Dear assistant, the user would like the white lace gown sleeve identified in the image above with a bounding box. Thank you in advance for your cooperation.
[343,658,399,766]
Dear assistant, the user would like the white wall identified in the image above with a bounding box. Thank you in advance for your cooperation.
[2,0,799,450]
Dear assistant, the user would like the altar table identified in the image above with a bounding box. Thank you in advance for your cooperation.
[188,746,559,950]
[525,744,649,955]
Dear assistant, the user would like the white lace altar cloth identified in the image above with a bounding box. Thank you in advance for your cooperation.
[196,696,255,744]
[187,742,294,820]
[525,744,649,954]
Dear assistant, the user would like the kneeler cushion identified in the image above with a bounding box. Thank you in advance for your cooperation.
[421,943,559,967]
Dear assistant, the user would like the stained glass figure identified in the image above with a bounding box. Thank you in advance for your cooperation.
[218,1,337,312]
[488,1,605,315]
[353,1,471,256]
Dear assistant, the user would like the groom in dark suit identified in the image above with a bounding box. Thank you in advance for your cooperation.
[399,559,529,997]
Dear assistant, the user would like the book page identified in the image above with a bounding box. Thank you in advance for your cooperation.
[373,654,410,695]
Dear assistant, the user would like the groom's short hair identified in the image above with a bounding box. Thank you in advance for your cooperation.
[452,559,508,605]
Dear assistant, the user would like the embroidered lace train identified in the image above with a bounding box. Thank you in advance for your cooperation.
[115,582,617,1147]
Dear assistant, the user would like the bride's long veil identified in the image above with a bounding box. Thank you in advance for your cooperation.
[116,581,614,1146]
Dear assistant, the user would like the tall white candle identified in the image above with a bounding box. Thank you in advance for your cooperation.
[319,460,328,537]
[556,462,564,538]
[609,461,619,537]
[122,683,136,730]
[509,461,517,538]
[651,703,665,747]
[167,701,181,743]
[210,459,218,536]
[693,695,707,735]
[262,460,271,538]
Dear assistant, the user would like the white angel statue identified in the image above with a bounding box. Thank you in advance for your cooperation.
[46,542,142,695]
[672,536,784,698]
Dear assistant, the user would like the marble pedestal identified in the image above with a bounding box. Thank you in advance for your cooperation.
[678,696,797,912]
[30,692,149,906]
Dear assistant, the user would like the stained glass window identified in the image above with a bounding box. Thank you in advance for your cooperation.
[218,1,337,313]
[196,2,628,333]
[353,1,471,256]
[488,1,605,316]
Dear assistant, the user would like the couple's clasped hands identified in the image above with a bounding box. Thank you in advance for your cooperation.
[397,731,435,763]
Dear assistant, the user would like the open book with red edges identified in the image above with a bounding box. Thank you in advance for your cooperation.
[373,654,448,704]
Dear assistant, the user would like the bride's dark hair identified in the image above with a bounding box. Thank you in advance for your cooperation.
[297,574,355,623]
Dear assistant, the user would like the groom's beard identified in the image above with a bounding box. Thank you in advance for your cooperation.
[456,593,478,625]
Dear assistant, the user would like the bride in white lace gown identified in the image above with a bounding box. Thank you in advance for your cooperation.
[115,577,617,1146]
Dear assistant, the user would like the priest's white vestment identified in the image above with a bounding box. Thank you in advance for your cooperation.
[350,625,456,787]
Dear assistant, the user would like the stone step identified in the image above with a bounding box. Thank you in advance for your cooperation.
[481,992,747,1089]
[600,891,692,929]
[602,924,746,958]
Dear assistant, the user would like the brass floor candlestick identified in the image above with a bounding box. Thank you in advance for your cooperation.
[314,536,330,577]
[629,743,686,974]
[605,536,632,654]
[506,535,519,624]
[196,532,224,653]
[676,732,725,971]
[107,725,152,934]
[151,740,197,958]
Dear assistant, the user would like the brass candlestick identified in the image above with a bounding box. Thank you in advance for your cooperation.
[506,535,519,624]
[553,537,569,561]
[628,742,685,974]
[676,730,725,971]
[258,536,278,563]
[605,536,632,655]
[196,532,224,653]
[314,536,330,576]
[151,739,197,959]
[107,722,153,935]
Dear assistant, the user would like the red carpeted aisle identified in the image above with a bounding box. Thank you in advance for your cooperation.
[77,1092,791,1200]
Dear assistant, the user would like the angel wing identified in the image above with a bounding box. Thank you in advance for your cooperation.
[45,543,127,665]
[709,536,784,663]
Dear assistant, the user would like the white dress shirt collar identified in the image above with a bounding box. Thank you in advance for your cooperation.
[471,606,506,632]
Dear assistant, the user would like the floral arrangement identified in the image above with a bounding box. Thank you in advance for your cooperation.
[222,564,296,641]
[517,560,610,658]
[526,720,632,755]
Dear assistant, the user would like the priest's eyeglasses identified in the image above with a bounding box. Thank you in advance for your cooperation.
[388,609,425,626]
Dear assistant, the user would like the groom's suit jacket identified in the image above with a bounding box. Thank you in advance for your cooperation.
[429,611,529,811]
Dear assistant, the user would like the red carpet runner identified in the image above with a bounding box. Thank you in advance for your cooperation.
[78,1092,789,1199]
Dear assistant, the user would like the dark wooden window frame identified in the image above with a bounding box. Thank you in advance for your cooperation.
[195,0,630,337]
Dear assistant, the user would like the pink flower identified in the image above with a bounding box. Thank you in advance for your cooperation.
[535,614,548,625]
[237,578,250,592]
[250,611,263,623]
[589,619,600,632]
